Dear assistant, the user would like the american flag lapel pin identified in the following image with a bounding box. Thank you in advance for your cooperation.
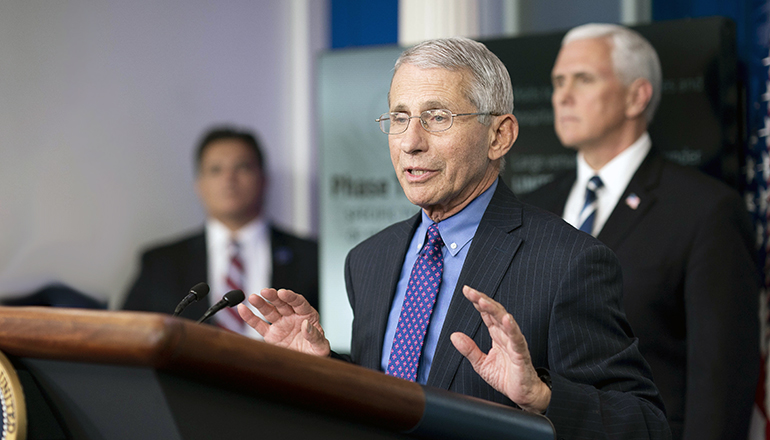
[625,193,641,210]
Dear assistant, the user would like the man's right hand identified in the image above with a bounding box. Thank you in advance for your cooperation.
[238,288,331,357]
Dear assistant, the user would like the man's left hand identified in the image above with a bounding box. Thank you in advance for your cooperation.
[450,285,551,413]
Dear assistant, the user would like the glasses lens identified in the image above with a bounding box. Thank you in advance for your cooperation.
[421,109,453,132]
[387,112,409,134]
[378,113,391,134]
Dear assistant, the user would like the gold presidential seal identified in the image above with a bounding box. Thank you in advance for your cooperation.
[0,351,25,440]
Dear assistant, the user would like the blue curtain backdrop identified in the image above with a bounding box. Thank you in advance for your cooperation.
[330,0,398,49]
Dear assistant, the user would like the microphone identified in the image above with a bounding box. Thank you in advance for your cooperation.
[197,289,245,324]
[172,282,210,316]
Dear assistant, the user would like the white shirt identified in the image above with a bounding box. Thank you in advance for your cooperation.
[206,217,271,340]
[563,132,651,236]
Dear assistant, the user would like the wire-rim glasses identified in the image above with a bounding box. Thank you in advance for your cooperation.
[375,109,499,135]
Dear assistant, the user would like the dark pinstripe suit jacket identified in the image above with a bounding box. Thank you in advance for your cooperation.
[344,178,670,439]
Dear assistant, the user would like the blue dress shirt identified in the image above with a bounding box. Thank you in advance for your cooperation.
[381,180,498,384]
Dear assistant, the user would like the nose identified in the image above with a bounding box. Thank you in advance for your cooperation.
[223,166,239,183]
[396,116,427,154]
[553,81,574,107]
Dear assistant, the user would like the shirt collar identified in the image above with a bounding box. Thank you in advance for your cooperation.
[415,179,498,257]
[206,216,268,249]
[576,132,651,192]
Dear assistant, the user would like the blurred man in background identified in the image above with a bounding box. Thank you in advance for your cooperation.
[524,23,759,439]
[123,127,318,338]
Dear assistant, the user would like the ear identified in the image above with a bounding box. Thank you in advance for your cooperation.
[488,114,519,161]
[625,78,653,120]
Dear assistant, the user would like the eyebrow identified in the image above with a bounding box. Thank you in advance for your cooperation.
[551,71,596,82]
[391,99,452,113]
[422,100,448,109]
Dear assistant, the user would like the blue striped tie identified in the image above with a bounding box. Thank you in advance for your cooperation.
[578,176,604,235]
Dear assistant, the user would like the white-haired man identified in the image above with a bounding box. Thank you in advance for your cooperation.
[525,23,759,440]
[240,36,671,438]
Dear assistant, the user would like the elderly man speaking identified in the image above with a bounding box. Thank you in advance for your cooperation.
[240,37,671,439]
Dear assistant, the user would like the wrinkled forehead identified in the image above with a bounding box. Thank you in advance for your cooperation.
[388,64,473,110]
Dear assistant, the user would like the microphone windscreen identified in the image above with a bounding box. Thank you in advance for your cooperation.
[223,289,245,306]
[190,282,210,300]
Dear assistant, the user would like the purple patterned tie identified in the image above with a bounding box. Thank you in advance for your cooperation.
[386,223,444,381]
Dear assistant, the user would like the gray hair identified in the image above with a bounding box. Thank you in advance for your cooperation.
[392,37,514,125]
[563,23,662,122]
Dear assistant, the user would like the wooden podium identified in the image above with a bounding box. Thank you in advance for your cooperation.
[0,307,554,440]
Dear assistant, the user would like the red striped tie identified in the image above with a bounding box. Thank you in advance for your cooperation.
[218,239,246,332]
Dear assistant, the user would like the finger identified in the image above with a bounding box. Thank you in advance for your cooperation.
[462,286,507,329]
[463,286,504,315]
[477,297,514,331]
[259,288,280,302]
[238,303,271,335]
[474,308,515,356]
[450,332,486,366]
[474,292,508,317]
[301,318,324,342]
[248,292,268,307]
[483,312,514,341]
[461,285,482,303]
[301,319,330,356]
[501,312,521,336]
[266,289,297,316]
[501,313,530,355]
[248,293,283,324]
[277,289,318,316]
[462,286,525,352]
[461,286,492,322]
[486,313,530,363]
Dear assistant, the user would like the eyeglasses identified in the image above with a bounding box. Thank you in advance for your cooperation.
[375,109,499,135]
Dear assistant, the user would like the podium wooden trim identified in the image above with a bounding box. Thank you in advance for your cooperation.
[0,306,554,440]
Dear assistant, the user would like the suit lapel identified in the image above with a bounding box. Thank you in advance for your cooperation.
[182,232,210,318]
[427,180,524,389]
[597,150,662,250]
[538,170,575,216]
[363,214,420,369]
[268,226,290,288]
[191,232,208,283]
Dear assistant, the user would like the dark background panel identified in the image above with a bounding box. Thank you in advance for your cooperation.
[483,17,739,194]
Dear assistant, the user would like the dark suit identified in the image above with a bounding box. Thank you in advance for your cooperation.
[523,149,759,440]
[123,226,319,319]
[345,179,670,439]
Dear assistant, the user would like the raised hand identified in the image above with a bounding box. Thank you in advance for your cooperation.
[238,288,330,357]
[449,285,551,413]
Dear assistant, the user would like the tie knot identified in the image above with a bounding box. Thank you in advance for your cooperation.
[229,239,241,254]
[587,175,604,192]
[426,223,443,247]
